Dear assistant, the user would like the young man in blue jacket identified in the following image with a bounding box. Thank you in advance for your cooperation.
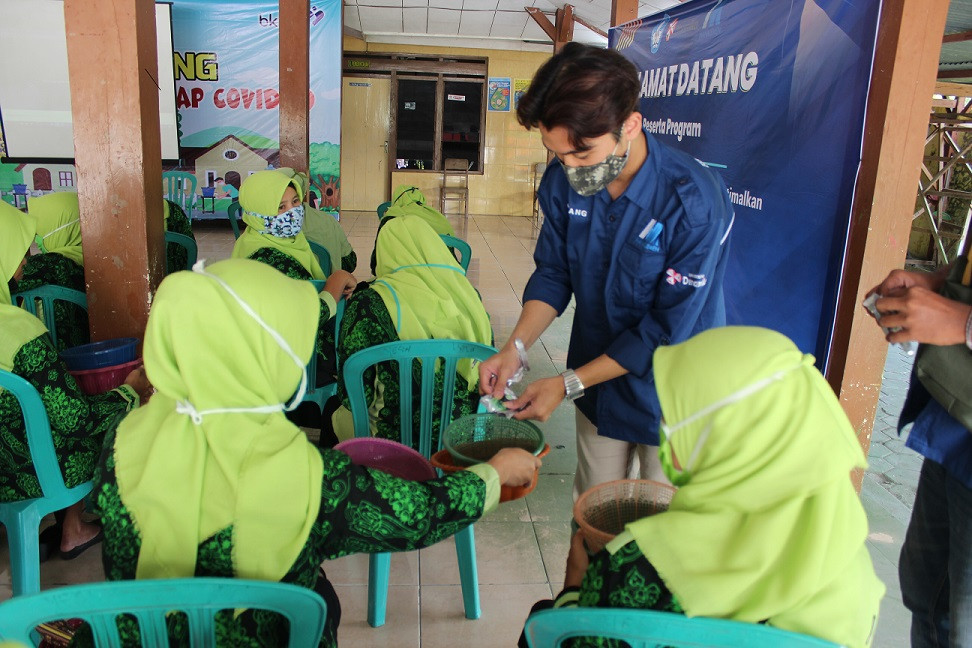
[479,43,734,498]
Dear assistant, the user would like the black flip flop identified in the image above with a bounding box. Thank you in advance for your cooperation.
[59,529,104,561]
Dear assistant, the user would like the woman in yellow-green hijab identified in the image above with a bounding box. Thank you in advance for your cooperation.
[369,184,456,274]
[19,192,88,350]
[162,198,196,275]
[336,215,492,448]
[231,170,327,280]
[277,167,357,273]
[93,258,539,646]
[0,201,146,560]
[522,326,884,648]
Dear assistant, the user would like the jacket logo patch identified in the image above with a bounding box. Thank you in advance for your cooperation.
[568,206,588,218]
[666,268,707,288]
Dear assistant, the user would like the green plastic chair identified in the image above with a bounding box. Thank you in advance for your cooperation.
[302,281,343,414]
[0,370,93,597]
[376,201,391,220]
[227,201,242,239]
[164,232,198,274]
[342,339,497,627]
[162,171,197,217]
[439,234,472,273]
[0,577,327,647]
[522,607,843,647]
[308,241,333,277]
[12,286,87,350]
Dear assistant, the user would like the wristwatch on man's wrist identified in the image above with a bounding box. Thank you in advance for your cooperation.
[561,369,585,401]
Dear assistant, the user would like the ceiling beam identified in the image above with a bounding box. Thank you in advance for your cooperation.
[943,29,972,43]
[935,80,972,96]
[612,0,638,27]
[555,5,574,52]
[574,13,608,38]
[525,7,557,42]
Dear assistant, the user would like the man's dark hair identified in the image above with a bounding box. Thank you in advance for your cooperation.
[516,42,640,150]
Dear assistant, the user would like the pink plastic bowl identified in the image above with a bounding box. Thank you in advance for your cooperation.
[334,437,437,481]
[68,359,142,396]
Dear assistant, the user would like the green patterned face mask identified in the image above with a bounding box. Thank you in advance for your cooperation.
[562,129,631,197]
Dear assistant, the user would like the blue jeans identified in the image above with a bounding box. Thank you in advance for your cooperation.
[899,458,972,648]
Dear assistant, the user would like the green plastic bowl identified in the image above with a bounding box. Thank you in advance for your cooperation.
[443,413,545,467]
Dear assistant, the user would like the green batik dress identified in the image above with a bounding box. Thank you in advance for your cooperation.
[339,250,357,273]
[75,432,487,647]
[336,287,480,450]
[247,248,337,384]
[16,253,89,352]
[164,200,195,275]
[522,542,683,648]
[0,334,137,502]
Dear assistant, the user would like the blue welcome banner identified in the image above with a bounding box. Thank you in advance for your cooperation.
[612,0,881,364]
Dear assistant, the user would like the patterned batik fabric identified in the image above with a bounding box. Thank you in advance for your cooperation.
[340,250,357,273]
[79,430,486,648]
[164,200,195,276]
[550,542,683,648]
[17,253,89,352]
[336,287,480,450]
[0,335,136,502]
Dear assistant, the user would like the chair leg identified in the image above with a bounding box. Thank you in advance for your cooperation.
[367,552,391,627]
[6,510,42,597]
[454,524,481,619]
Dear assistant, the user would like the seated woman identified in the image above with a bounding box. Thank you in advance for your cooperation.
[277,167,357,273]
[19,192,88,351]
[336,216,491,448]
[88,258,539,646]
[162,198,196,274]
[0,201,150,559]
[521,326,884,648]
[232,169,355,384]
[370,185,455,274]
[232,170,328,281]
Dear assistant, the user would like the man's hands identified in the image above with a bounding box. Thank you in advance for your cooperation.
[866,268,970,347]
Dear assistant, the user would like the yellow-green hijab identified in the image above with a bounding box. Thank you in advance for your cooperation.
[232,170,325,280]
[29,192,84,266]
[277,167,352,268]
[632,326,883,647]
[113,259,324,583]
[0,202,46,370]
[371,216,490,386]
[384,185,455,237]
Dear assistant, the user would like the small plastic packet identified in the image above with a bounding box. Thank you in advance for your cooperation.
[862,293,917,356]
[480,338,531,417]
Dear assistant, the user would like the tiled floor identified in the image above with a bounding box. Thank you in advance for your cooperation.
[0,211,917,647]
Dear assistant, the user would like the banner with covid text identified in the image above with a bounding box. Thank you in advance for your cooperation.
[611,0,881,365]
[169,0,342,218]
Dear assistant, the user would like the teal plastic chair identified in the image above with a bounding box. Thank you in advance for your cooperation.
[342,339,497,627]
[12,286,87,350]
[0,577,327,647]
[164,232,198,273]
[0,370,94,597]
[308,240,333,277]
[522,607,843,647]
[227,201,242,239]
[162,171,197,216]
[376,201,391,220]
[439,234,472,273]
[303,280,343,414]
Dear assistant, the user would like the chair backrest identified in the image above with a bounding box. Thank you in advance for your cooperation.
[439,234,471,273]
[308,240,333,277]
[162,171,197,216]
[12,286,88,349]
[342,339,496,458]
[0,371,72,500]
[0,577,327,647]
[442,158,470,188]
[376,201,391,220]
[522,608,843,648]
[164,232,198,273]
[227,201,242,239]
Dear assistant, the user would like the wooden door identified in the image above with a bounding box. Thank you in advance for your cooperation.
[340,77,390,211]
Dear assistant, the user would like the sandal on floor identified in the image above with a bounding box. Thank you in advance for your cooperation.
[59,529,103,561]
